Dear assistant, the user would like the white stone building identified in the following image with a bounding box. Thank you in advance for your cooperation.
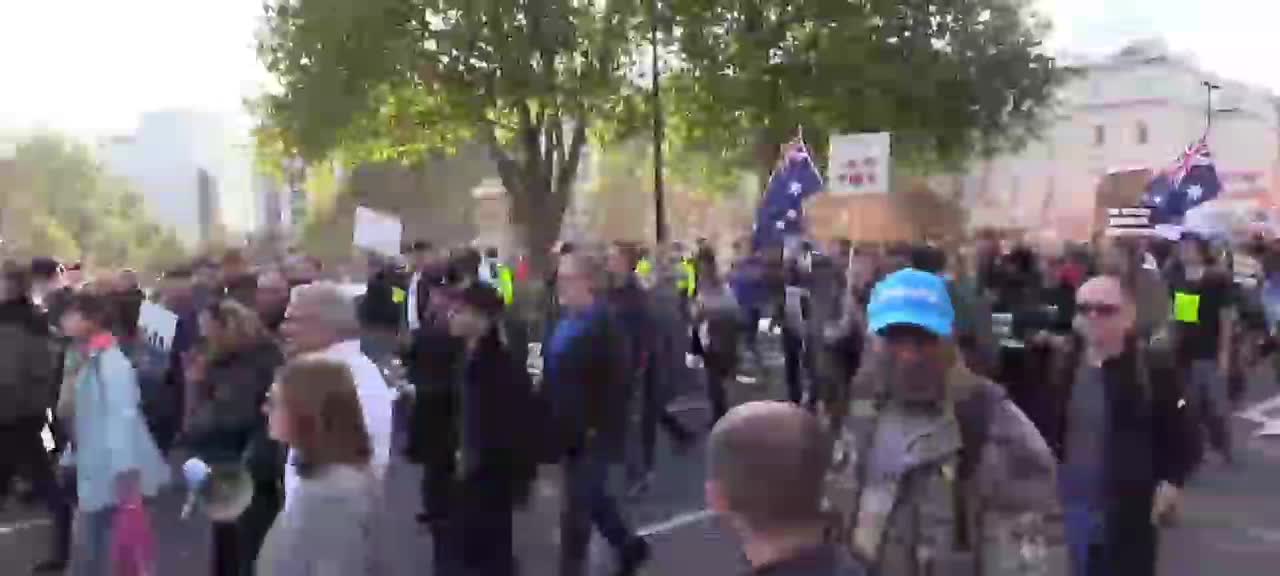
[963,40,1280,240]
[99,110,257,247]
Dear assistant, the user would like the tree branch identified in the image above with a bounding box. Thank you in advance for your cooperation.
[554,118,589,204]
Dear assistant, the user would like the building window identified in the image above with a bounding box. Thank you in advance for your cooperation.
[1136,121,1149,145]
[1093,125,1106,147]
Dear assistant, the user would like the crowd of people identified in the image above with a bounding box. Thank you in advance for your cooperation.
[0,224,1275,576]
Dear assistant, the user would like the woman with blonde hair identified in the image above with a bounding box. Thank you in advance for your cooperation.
[184,298,285,575]
[256,358,379,576]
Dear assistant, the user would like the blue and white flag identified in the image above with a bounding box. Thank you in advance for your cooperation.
[1142,138,1223,224]
[752,143,824,249]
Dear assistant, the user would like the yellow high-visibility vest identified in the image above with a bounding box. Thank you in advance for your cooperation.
[678,259,697,298]
[497,264,515,307]
[635,258,653,280]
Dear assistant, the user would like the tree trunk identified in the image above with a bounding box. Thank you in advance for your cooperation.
[484,116,584,281]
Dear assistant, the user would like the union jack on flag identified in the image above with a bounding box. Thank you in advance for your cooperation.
[1167,137,1211,189]
[1142,136,1222,224]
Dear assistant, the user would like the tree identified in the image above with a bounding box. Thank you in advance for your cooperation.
[664,0,1064,178]
[1,135,187,271]
[256,0,648,272]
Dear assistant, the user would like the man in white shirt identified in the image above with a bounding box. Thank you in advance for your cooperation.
[406,241,435,332]
[280,281,395,502]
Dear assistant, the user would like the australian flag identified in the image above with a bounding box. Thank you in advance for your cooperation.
[752,142,824,249]
[1142,138,1223,224]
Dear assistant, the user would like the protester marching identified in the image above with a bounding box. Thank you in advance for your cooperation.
[3,105,1280,576]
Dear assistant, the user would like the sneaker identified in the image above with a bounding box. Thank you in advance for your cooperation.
[32,559,67,574]
[615,538,651,576]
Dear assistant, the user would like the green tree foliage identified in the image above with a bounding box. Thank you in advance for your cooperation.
[256,0,649,271]
[664,0,1065,176]
[1,135,187,271]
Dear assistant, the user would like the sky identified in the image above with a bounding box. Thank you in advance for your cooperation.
[1039,0,1280,91]
[0,0,266,140]
[1,0,1279,143]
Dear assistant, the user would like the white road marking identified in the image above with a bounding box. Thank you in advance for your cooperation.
[0,517,51,536]
[1236,392,1280,437]
[1236,392,1280,425]
[637,509,715,537]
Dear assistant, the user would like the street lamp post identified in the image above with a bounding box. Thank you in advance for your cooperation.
[650,0,667,246]
[1202,80,1221,136]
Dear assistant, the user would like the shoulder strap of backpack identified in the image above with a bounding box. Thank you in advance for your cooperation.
[952,378,1001,551]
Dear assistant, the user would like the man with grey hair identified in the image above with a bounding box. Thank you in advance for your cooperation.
[707,401,865,576]
[280,281,395,503]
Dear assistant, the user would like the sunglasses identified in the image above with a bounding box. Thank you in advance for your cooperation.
[1076,301,1121,318]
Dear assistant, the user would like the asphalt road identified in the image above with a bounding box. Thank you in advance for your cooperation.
[5,346,1280,575]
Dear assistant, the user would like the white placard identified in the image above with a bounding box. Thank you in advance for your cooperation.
[353,206,403,257]
[829,132,891,196]
[138,301,179,354]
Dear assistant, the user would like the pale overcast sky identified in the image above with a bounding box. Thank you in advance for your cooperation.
[0,0,1277,142]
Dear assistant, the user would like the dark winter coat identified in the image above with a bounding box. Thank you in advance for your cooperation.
[184,339,285,482]
[1045,336,1196,576]
[404,315,464,466]
[457,329,539,504]
[0,298,56,423]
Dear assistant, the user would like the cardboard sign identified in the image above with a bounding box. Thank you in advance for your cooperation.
[353,206,403,257]
[138,301,179,353]
[828,132,891,196]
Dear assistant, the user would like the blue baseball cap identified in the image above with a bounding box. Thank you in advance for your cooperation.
[867,268,954,337]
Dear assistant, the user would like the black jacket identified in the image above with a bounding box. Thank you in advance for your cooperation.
[361,269,406,331]
[0,299,55,423]
[458,329,539,503]
[184,339,284,481]
[405,315,464,465]
[608,277,656,369]
[1045,337,1195,576]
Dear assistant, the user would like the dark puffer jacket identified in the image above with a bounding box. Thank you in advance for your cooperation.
[0,298,57,424]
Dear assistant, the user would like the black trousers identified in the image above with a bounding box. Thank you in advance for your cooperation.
[0,414,69,562]
[704,352,736,425]
[211,480,283,576]
[782,327,807,405]
[638,362,692,474]
[428,472,517,576]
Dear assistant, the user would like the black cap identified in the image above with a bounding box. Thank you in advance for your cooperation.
[30,257,61,279]
[455,283,504,318]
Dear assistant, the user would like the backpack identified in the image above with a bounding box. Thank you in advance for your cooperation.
[119,338,175,450]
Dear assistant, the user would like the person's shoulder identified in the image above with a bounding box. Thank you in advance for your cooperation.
[296,465,377,507]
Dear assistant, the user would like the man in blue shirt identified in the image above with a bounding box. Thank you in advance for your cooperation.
[545,251,649,576]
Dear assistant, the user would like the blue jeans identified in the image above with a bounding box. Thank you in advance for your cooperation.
[560,447,635,576]
[1062,503,1106,576]
[72,506,115,576]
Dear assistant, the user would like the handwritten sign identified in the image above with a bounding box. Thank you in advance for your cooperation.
[138,301,178,354]
[828,132,891,196]
[353,206,403,257]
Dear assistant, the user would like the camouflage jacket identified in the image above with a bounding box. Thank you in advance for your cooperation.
[829,364,1058,576]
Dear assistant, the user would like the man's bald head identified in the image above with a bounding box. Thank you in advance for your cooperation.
[707,401,832,534]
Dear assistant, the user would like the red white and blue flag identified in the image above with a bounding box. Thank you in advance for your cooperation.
[1142,137,1222,224]
[752,141,824,249]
